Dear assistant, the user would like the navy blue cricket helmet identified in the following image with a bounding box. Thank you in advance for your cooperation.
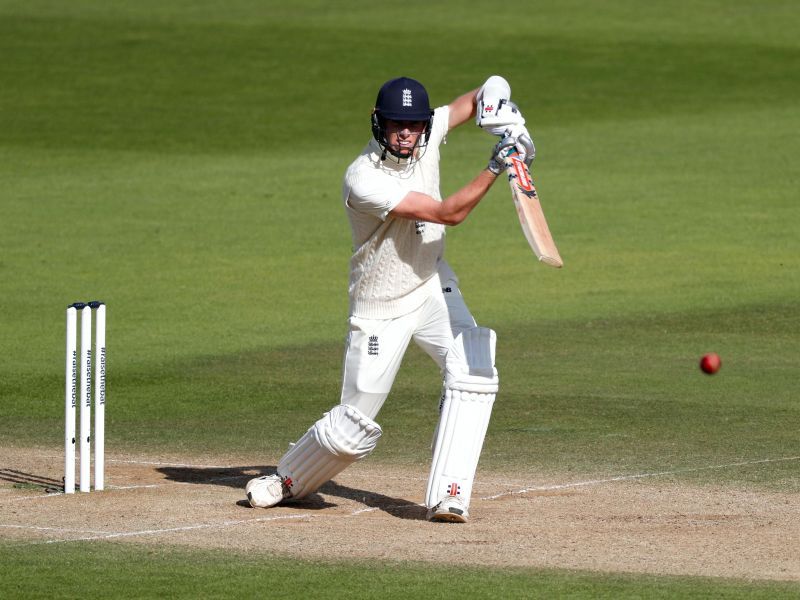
[371,76,434,160]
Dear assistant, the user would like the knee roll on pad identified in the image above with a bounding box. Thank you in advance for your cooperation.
[444,326,498,394]
[278,404,382,499]
[426,327,498,510]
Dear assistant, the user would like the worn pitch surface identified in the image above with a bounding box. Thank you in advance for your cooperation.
[1,447,797,582]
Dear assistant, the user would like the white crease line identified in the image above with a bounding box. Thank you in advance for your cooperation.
[34,513,315,544]
[349,507,379,516]
[4,492,66,502]
[107,459,233,469]
[107,473,251,491]
[479,456,800,501]
[3,476,246,501]
[17,455,238,470]
[0,524,111,535]
[3,483,166,502]
[349,503,423,516]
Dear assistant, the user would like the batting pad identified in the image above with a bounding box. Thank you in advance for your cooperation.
[278,404,382,499]
[426,327,498,509]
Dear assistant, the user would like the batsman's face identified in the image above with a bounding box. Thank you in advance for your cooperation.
[385,119,426,157]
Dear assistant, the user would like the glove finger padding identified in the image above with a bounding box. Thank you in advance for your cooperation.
[509,128,536,166]
[487,135,518,175]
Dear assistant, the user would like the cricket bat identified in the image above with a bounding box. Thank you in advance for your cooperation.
[504,153,563,268]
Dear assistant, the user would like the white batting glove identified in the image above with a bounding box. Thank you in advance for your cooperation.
[508,126,536,167]
[487,135,518,175]
[479,100,526,136]
[477,77,536,168]
[476,75,512,129]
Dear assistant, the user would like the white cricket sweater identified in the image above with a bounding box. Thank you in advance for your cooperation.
[342,105,450,319]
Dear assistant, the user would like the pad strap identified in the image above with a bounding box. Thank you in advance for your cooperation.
[278,404,382,499]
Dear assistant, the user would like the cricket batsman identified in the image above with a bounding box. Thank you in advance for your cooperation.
[247,75,533,522]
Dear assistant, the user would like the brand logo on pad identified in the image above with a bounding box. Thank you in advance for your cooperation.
[368,335,379,356]
[447,482,461,497]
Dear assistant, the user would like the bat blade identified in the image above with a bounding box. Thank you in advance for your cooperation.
[505,155,563,268]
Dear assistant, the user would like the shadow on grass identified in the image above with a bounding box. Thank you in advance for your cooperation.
[156,464,426,521]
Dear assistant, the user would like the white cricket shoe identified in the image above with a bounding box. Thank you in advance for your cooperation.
[427,496,469,523]
[245,474,291,508]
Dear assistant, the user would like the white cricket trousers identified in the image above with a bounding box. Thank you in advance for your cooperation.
[340,268,476,421]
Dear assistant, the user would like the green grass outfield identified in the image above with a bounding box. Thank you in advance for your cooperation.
[1,0,798,596]
[1,543,798,600]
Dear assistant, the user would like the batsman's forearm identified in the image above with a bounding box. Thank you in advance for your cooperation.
[438,170,498,225]
[447,87,481,129]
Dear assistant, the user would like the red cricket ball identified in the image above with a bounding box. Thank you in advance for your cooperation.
[700,352,722,375]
